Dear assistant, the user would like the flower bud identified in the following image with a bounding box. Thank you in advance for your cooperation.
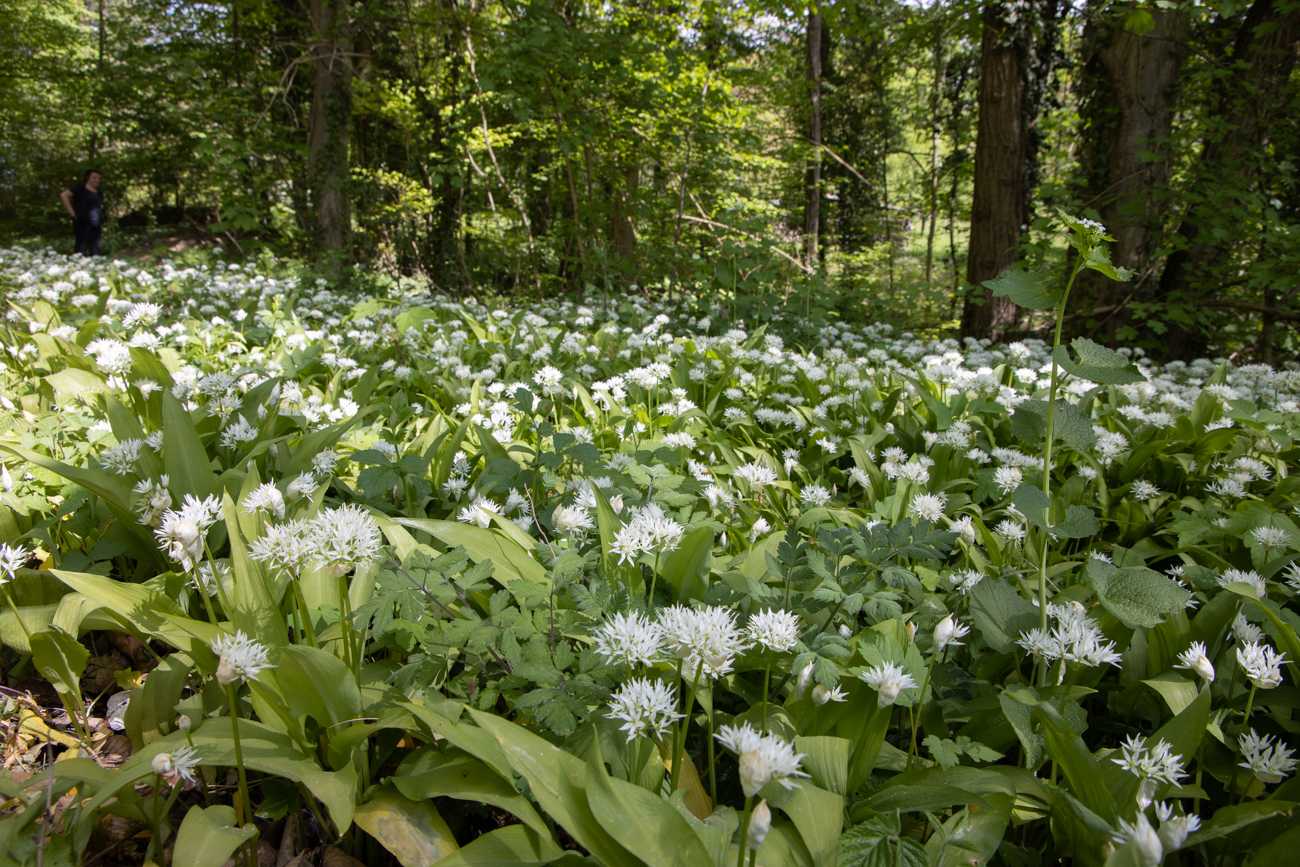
[748,800,772,850]
[811,685,833,706]
[739,748,771,798]
[177,715,191,731]
[838,624,852,639]
[0,464,12,493]
[878,680,902,708]
[215,656,239,686]
[795,662,814,699]
[1129,814,1164,867]
[610,495,624,514]
[152,753,174,776]
[905,620,916,644]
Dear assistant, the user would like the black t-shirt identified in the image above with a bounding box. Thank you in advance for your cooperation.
[70,183,104,227]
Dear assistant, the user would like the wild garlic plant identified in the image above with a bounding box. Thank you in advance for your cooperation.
[1,240,1300,866]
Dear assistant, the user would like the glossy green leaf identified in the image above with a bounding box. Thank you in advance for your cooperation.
[353,784,460,867]
[586,738,714,867]
[172,805,258,867]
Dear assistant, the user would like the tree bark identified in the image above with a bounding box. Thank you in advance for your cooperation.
[962,4,1029,339]
[307,0,354,274]
[805,2,824,269]
[1071,3,1184,339]
[1158,0,1300,320]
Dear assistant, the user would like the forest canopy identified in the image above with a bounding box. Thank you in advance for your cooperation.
[2,0,1299,359]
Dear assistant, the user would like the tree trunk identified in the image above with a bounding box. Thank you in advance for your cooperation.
[1070,2,1184,339]
[805,2,824,269]
[1158,0,1300,332]
[609,161,639,271]
[307,0,354,275]
[962,4,1029,339]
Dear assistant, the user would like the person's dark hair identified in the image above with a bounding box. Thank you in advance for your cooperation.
[82,169,101,183]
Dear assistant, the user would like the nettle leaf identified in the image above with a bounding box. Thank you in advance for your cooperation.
[1052,338,1146,385]
[1085,559,1190,628]
[983,269,1060,310]
[1009,400,1097,452]
[840,811,928,867]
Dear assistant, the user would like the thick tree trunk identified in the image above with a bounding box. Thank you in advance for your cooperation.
[805,3,824,269]
[962,6,1027,339]
[307,0,354,273]
[1071,3,1184,339]
[1159,0,1300,316]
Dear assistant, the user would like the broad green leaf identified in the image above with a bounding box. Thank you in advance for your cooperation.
[393,752,550,837]
[984,269,1059,310]
[793,736,849,796]
[840,811,928,867]
[44,368,108,396]
[468,709,641,867]
[925,792,1013,867]
[1052,338,1146,385]
[29,627,88,700]
[1142,673,1198,716]
[276,644,361,731]
[864,785,988,813]
[999,688,1046,771]
[968,579,1039,655]
[82,719,358,833]
[1,570,70,653]
[764,777,844,867]
[50,568,220,655]
[172,805,258,867]
[162,391,220,499]
[586,739,714,867]
[1085,559,1190,628]
[431,826,573,867]
[392,517,547,585]
[222,493,285,648]
[1032,700,1116,822]
[660,524,713,602]
[1185,800,1297,846]
[353,784,459,866]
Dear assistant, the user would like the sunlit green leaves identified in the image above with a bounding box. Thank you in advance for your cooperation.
[1052,338,1146,385]
[983,269,1060,310]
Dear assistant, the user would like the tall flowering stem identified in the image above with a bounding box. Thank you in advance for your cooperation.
[669,660,704,795]
[1036,250,1088,683]
[224,683,252,830]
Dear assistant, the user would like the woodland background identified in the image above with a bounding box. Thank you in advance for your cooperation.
[2,0,1298,359]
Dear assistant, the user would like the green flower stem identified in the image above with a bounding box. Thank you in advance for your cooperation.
[647,549,662,611]
[225,683,253,831]
[760,659,772,734]
[3,587,31,644]
[670,660,704,796]
[736,796,754,867]
[291,580,318,648]
[1243,683,1258,727]
[707,701,717,803]
[909,648,942,771]
[1036,252,1088,686]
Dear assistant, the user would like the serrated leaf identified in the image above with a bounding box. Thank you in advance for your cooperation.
[1052,338,1146,385]
[840,811,928,867]
[1055,505,1101,539]
[984,269,1060,310]
[1009,400,1097,451]
[1085,559,1190,628]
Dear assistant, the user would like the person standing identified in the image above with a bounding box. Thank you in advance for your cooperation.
[60,170,105,256]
